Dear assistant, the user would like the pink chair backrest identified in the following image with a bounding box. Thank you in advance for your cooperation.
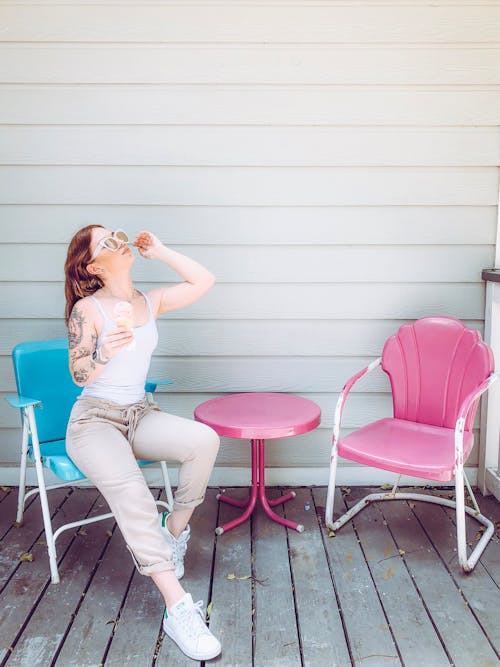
[382,317,494,430]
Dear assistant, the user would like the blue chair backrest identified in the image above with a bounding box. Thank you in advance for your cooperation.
[12,339,82,444]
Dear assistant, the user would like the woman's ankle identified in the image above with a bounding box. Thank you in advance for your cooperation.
[151,569,186,610]
[166,511,190,539]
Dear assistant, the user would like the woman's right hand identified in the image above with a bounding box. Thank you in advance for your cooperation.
[99,327,134,361]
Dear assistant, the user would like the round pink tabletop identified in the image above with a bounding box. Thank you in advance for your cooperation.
[194,392,321,440]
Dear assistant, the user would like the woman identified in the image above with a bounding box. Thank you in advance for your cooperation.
[64,225,221,661]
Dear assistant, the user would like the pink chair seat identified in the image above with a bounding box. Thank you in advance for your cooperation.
[338,417,473,482]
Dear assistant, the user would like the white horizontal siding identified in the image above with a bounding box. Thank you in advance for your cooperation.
[0,1,498,483]
[0,318,485,359]
[0,166,497,205]
[2,45,500,85]
[0,245,493,282]
[2,87,500,126]
[1,206,496,245]
[2,126,499,166]
[0,283,487,320]
[2,5,499,42]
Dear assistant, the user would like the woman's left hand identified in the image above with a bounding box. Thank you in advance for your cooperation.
[133,231,164,260]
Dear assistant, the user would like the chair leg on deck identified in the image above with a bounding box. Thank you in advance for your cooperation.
[325,445,339,530]
[27,406,60,584]
[16,415,29,526]
[455,468,494,573]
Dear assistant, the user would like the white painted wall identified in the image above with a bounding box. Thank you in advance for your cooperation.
[1,1,499,485]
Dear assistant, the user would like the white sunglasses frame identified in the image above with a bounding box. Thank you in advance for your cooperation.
[89,229,129,262]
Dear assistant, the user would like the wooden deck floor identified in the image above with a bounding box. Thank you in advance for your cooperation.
[0,485,498,667]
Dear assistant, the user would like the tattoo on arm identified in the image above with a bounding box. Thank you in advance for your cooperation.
[68,305,97,382]
[68,306,85,349]
[73,367,90,384]
[71,346,91,363]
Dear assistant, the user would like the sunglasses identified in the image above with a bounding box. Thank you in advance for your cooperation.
[90,229,130,262]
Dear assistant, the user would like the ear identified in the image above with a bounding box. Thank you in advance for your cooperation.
[86,262,103,276]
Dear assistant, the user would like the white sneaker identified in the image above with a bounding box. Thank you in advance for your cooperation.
[159,511,190,579]
[163,593,221,661]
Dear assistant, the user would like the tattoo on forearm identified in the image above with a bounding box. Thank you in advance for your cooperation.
[71,346,91,363]
[73,367,89,383]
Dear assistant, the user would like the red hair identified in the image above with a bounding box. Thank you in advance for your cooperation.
[64,224,105,325]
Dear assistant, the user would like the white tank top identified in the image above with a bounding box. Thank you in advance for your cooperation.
[81,291,159,405]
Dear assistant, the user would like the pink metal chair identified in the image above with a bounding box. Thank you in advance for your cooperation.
[325,317,498,573]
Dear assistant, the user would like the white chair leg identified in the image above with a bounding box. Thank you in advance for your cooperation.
[455,466,469,571]
[37,471,60,584]
[325,446,339,529]
[328,476,494,573]
[27,406,60,584]
[455,468,494,573]
[16,414,30,525]
[160,460,174,512]
[329,491,392,531]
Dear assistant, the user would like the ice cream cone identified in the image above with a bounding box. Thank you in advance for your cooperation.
[113,302,136,351]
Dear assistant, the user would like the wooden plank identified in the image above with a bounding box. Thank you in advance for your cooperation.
[410,499,500,653]
[7,491,117,666]
[345,487,450,667]
[0,488,99,662]
[154,487,219,666]
[285,487,351,667]
[1,319,477,358]
[0,487,70,589]
[103,570,163,667]
[425,488,500,587]
[2,126,499,167]
[0,353,395,395]
[2,45,500,85]
[2,87,500,126]
[53,493,160,666]
[0,353,482,405]
[102,490,164,667]
[3,5,500,43]
[0,166,497,206]
[379,498,500,667]
[0,486,24,530]
[208,487,253,667]
[0,243,493,284]
[0,316,486,359]
[313,487,400,666]
[474,494,500,586]
[0,205,496,245]
[0,283,487,320]
[252,488,301,667]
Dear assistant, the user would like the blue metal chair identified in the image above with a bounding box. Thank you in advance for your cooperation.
[5,338,174,584]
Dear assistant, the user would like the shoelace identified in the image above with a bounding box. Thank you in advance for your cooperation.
[167,529,190,566]
[177,601,211,640]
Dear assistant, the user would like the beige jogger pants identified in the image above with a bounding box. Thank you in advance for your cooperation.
[66,396,220,575]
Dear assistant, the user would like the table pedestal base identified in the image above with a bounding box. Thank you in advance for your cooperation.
[215,438,304,534]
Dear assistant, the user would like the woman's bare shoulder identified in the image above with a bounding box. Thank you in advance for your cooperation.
[68,295,101,336]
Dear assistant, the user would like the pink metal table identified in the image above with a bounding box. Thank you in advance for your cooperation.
[194,392,321,534]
